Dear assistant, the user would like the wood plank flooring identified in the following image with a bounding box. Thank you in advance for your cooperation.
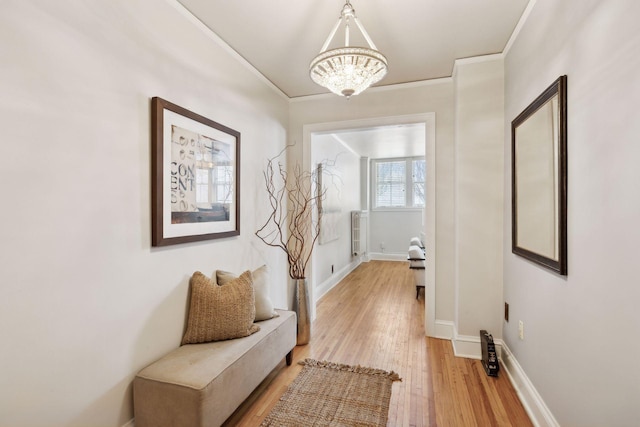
[223,260,533,426]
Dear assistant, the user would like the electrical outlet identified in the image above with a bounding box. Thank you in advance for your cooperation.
[518,320,524,340]
[504,302,509,322]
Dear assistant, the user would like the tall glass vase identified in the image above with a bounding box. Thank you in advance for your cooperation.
[292,278,310,345]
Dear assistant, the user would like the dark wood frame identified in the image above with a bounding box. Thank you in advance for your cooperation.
[151,97,240,246]
[511,75,567,275]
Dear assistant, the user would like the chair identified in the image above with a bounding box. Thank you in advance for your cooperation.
[408,243,425,298]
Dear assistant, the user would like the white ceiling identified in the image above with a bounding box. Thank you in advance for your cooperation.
[177,0,529,157]
[318,124,427,158]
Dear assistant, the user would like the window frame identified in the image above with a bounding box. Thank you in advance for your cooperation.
[371,156,426,210]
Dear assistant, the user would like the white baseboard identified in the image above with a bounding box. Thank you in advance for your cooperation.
[444,323,484,359]
[451,333,483,359]
[434,319,454,340]
[500,343,560,427]
[121,419,134,427]
[447,327,503,360]
[437,325,557,427]
[368,252,407,261]
[315,259,361,302]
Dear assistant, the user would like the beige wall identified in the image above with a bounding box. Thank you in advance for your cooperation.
[0,1,289,426]
[504,0,640,425]
[453,57,505,342]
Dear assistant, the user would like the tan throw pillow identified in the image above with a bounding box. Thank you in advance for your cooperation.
[217,265,279,322]
[181,271,260,345]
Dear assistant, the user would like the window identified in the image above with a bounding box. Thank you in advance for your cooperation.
[412,159,425,207]
[195,165,233,205]
[196,168,210,204]
[194,138,234,206]
[375,160,406,207]
[214,165,233,204]
[372,157,425,209]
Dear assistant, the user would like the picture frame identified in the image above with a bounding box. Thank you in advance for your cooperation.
[317,163,341,245]
[511,75,567,275]
[151,97,240,246]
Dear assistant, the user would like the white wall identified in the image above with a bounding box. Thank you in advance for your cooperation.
[369,210,423,256]
[503,0,640,425]
[310,134,361,292]
[452,57,505,350]
[0,1,288,426]
[10,1,626,425]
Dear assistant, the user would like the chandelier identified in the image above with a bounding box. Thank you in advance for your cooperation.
[309,1,388,98]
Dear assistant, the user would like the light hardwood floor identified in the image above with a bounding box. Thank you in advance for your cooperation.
[224,260,533,426]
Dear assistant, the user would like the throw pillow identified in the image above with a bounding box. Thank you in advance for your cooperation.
[181,270,260,345]
[217,265,279,321]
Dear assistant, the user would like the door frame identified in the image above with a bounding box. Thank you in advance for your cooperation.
[303,112,437,336]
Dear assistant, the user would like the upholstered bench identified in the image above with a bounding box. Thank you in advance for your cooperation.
[133,309,296,427]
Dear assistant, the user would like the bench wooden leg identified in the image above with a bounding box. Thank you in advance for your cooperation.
[286,349,294,366]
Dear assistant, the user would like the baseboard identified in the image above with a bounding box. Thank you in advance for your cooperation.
[315,259,361,302]
[434,319,454,340]
[368,252,407,261]
[451,332,483,360]
[432,321,476,354]
[438,326,557,427]
[450,328,504,360]
[121,419,134,427]
[499,343,560,427]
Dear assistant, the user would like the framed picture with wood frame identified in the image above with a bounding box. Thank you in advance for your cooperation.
[151,97,240,246]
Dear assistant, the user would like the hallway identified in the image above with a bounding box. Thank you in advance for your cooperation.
[225,260,532,426]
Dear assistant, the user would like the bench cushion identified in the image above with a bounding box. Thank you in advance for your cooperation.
[134,309,296,427]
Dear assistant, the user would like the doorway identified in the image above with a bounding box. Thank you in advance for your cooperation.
[303,113,436,336]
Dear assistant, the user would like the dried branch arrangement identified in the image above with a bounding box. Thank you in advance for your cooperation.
[255,145,327,280]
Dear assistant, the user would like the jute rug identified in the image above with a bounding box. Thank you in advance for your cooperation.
[261,358,402,426]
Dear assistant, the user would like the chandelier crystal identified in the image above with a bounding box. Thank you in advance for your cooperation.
[309,1,388,98]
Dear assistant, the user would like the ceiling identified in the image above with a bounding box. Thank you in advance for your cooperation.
[177,0,529,157]
[178,0,530,99]
[318,124,427,158]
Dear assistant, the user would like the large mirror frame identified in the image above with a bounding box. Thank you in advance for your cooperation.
[512,75,567,275]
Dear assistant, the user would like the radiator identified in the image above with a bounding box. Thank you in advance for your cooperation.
[351,211,368,256]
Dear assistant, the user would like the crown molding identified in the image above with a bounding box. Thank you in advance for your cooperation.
[167,0,289,101]
[503,0,538,55]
